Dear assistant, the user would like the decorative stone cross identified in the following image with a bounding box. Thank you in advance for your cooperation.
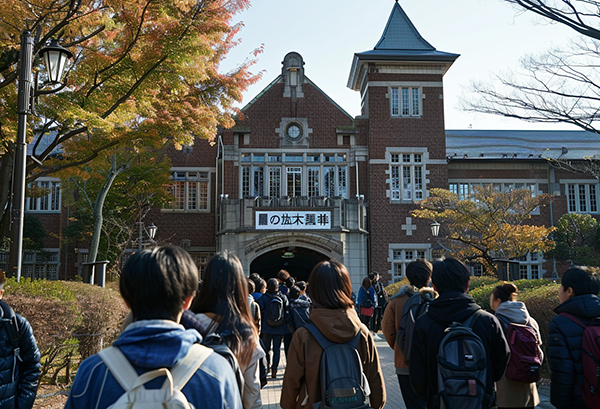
[401,217,417,236]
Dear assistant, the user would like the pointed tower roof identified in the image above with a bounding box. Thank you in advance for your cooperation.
[348,1,459,91]
[374,0,435,51]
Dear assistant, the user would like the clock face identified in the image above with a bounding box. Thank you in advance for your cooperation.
[286,124,301,140]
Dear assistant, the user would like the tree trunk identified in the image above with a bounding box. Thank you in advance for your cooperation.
[0,153,13,241]
[88,154,129,263]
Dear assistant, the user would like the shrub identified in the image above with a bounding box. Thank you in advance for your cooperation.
[385,278,410,297]
[3,279,128,385]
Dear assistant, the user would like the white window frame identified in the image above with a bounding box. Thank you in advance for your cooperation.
[164,169,211,213]
[390,87,422,117]
[448,180,541,215]
[517,252,544,280]
[26,177,61,213]
[239,151,348,199]
[388,244,430,282]
[564,181,599,214]
[389,152,425,202]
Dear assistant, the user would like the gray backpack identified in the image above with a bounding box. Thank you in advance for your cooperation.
[305,323,372,409]
[436,310,491,409]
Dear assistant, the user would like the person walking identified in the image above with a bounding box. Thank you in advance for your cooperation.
[409,258,510,409]
[189,251,265,409]
[256,277,291,379]
[280,260,386,409]
[381,259,435,409]
[0,271,40,409]
[357,276,379,340]
[64,246,242,409]
[490,282,543,409]
[548,267,600,409]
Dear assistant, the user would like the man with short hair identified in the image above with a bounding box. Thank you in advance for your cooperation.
[382,259,435,409]
[409,258,510,409]
[548,267,600,408]
[64,246,242,409]
[0,271,40,409]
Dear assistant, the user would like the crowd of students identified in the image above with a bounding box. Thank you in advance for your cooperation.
[4,244,598,409]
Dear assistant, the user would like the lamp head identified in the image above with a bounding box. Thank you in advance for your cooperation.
[39,39,73,85]
[147,223,158,239]
[430,221,441,237]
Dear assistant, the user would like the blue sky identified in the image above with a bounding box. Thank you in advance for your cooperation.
[222,0,578,130]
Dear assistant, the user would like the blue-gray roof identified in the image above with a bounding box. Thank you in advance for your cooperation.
[446,129,600,160]
[348,2,458,90]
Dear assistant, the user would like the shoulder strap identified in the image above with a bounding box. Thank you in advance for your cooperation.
[170,343,213,390]
[305,323,360,350]
[99,344,213,392]
[98,347,140,390]
[0,300,19,351]
[560,312,587,329]
[462,309,483,329]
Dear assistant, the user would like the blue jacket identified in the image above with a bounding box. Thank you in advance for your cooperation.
[289,298,311,331]
[0,301,40,409]
[64,320,243,409]
[256,292,291,335]
[357,286,376,309]
[549,294,600,409]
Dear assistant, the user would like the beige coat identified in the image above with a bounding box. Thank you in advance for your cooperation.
[280,306,386,409]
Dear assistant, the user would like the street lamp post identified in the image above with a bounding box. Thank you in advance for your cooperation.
[8,31,72,281]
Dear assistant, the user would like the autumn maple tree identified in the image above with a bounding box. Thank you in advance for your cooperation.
[412,186,556,274]
[0,0,262,241]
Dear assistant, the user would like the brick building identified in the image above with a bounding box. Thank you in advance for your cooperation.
[5,2,600,287]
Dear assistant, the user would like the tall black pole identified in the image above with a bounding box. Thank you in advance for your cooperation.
[8,31,34,281]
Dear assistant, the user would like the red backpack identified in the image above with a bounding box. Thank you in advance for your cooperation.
[560,313,600,408]
[503,321,542,383]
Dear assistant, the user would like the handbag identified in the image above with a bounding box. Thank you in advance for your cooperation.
[360,306,374,317]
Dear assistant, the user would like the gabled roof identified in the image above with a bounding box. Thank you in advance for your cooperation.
[240,75,353,120]
[348,1,458,90]
[446,129,600,160]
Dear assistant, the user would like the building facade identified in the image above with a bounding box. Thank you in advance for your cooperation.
[5,2,600,287]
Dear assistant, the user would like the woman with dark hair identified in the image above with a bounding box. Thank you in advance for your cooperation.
[188,251,264,409]
[490,283,542,409]
[357,276,377,338]
[280,260,385,409]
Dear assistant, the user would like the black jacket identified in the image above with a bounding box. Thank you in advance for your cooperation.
[0,300,40,409]
[409,292,510,408]
[549,293,600,409]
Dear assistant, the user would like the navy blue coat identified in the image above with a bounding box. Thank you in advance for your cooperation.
[0,301,40,409]
[549,294,600,409]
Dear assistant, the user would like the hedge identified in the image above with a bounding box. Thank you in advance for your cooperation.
[3,279,128,385]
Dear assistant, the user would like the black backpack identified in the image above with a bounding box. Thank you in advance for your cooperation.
[396,292,428,364]
[436,310,491,409]
[305,323,372,409]
[266,294,285,327]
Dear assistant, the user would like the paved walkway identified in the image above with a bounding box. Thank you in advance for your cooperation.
[260,337,554,408]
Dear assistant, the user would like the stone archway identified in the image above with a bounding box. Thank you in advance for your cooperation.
[249,247,328,282]
[245,232,343,281]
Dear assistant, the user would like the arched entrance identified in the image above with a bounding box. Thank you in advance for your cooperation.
[250,247,329,282]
